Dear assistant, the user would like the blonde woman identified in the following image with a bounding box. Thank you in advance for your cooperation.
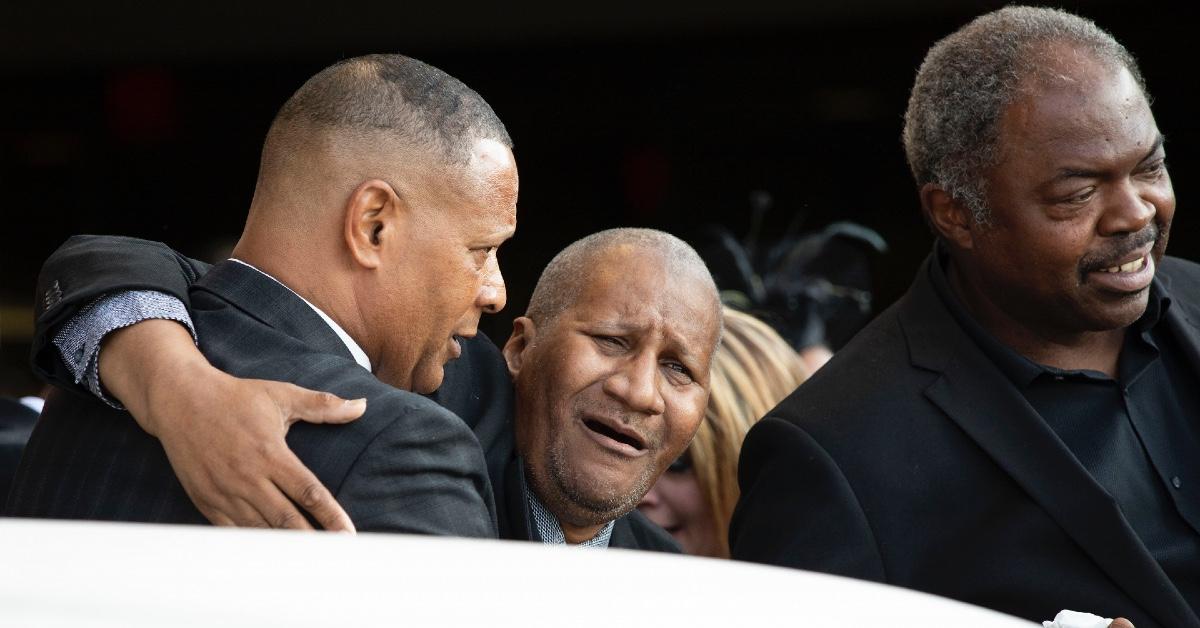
[638,307,809,557]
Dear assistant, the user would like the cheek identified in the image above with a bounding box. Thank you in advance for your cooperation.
[1152,180,1176,222]
[661,395,707,452]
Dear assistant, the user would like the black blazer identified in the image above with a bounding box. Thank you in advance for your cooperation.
[15,235,676,551]
[0,398,39,508]
[7,257,497,536]
[730,254,1200,628]
[26,235,517,484]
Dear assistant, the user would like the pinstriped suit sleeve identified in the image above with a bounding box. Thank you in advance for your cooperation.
[33,235,210,388]
[336,395,497,537]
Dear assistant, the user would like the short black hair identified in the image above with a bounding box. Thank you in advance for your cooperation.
[273,53,511,164]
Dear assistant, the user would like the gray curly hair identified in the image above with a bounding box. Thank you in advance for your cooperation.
[902,6,1145,225]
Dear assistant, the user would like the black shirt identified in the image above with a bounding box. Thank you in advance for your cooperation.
[928,247,1200,611]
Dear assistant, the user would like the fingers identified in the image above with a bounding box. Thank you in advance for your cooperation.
[1110,619,1135,628]
[275,382,366,428]
[274,450,356,534]
[188,479,306,530]
[248,492,316,531]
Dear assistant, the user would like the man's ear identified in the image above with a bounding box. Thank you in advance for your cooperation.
[920,183,976,250]
[502,317,536,380]
[345,179,404,269]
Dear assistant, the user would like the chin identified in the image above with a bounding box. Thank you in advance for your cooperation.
[1076,291,1151,332]
[552,468,645,526]
[411,367,446,395]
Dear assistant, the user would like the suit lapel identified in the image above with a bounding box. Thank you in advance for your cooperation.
[192,261,354,363]
[1159,266,1200,379]
[900,257,1199,628]
[498,455,536,542]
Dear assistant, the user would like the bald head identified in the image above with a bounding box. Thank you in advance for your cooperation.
[527,228,722,342]
[506,229,723,537]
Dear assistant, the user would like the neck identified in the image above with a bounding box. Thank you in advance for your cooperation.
[232,231,373,363]
[561,520,605,545]
[947,260,1125,376]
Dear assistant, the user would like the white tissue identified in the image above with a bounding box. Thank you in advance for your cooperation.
[1042,609,1113,628]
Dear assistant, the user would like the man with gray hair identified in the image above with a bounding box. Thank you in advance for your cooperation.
[732,7,1198,627]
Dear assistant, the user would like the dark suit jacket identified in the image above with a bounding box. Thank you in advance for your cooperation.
[26,235,516,485]
[7,254,497,536]
[14,235,675,551]
[0,398,39,508]
[730,253,1200,628]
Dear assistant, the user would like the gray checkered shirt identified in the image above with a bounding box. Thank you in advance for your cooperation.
[526,487,614,547]
[53,290,195,409]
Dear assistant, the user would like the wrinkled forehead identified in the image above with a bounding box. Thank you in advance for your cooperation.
[574,246,720,348]
[1000,51,1155,156]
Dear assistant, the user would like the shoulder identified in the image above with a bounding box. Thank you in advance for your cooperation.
[610,509,682,553]
[284,357,496,535]
[771,302,920,427]
[1161,255,1200,293]
[299,358,475,445]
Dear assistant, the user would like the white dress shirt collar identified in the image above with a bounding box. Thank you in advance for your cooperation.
[229,259,371,372]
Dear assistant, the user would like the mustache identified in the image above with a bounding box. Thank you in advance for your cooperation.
[1079,223,1164,273]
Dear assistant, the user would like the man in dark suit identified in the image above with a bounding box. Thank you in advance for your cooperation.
[6,54,518,536]
[0,396,39,507]
[731,7,1197,627]
[16,228,716,551]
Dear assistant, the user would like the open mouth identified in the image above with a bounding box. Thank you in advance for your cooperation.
[584,419,647,452]
[1084,252,1155,294]
[1096,256,1147,274]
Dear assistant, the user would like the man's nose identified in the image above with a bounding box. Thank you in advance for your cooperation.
[477,255,507,314]
[602,351,667,416]
[1099,180,1157,237]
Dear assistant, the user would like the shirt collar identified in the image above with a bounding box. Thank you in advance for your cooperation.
[525,485,614,548]
[229,258,372,372]
[926,242,1171,388]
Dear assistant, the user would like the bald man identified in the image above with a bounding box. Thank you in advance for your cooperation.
[18,228,721,550]
[7,54,517,536]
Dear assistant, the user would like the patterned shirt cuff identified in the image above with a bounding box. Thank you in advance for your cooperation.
[52,290,196,409]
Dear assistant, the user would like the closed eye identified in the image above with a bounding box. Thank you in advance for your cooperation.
[662,360,694,384]
[593,335,627,350]
[1062,187,1096,205]
[1139,159,1167,179]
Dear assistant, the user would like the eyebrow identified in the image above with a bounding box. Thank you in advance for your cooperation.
[1049,134,1166,183]
[589,321,706,367]
[481,226,516,244]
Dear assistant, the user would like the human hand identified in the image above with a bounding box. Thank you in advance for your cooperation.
[1109,619,1134,628]
[100,320,366,531]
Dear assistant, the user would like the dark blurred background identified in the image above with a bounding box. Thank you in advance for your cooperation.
[1,0,1194,395]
